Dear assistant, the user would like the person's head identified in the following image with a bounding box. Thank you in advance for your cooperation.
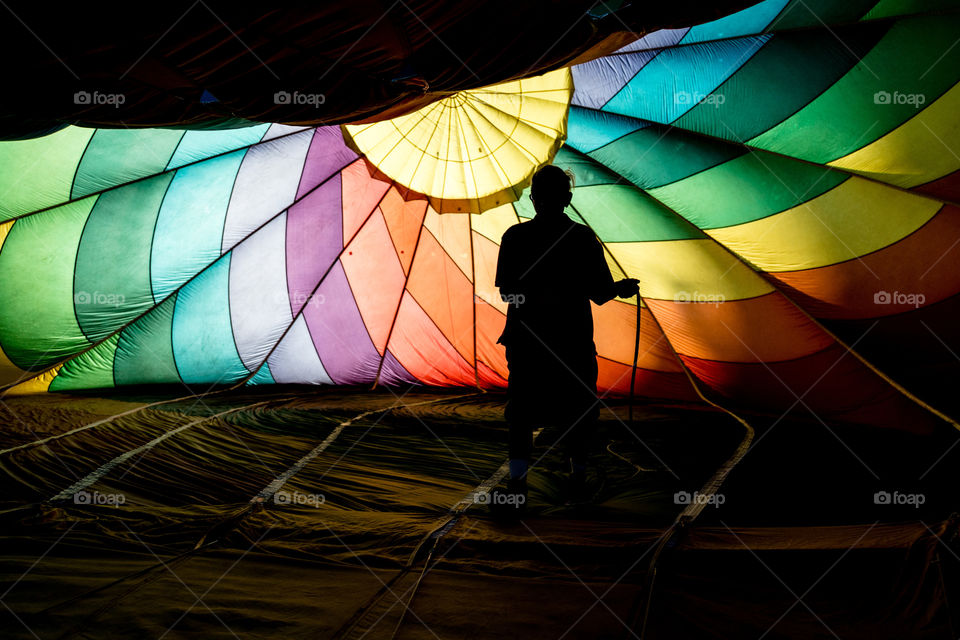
[530,165,573,216]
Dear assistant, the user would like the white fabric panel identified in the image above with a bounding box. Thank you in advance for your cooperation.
[228,214,292,372]
[262,124,312,141]
[267,315,333,384]
[220,129,313,252]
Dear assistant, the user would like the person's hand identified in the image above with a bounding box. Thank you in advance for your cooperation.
[615,278,640,298]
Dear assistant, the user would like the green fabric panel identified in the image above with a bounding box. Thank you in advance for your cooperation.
[74,173,174,341]
[749,14,960,163]
[0,127,93,221]
[50,333,119,391]
[71,129,184,199]
[863,0,960,20]
[681,0,789,43]
[551,146,623,187]
[0,198,96,369]
[513,194,536,220]
[572,185,703,242]
[673,26,885,142]
[246,362,276,385]
[114,294,181,385]
[588,126,744,189]
[648,152,848,229]
[769,0,877,30]
[566,106,648,154]
[171,255,250,385]
[167,124,270,169]
[513,146,627,219]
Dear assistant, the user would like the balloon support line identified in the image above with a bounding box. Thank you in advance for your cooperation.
[595,135,960,435]
[47,399,284,503]
[572,140,960,433]
[573,100,960,211]
[2,125,316,225]
[628,292,641,425]
[233,167,399,393]
[371,201,430,390]
[36,392,481,636]
[0,390,230,456]
[0,144,361,396]
[332,427,544,640]
[565,202,756,638]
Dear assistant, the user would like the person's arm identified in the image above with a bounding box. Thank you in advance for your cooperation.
[496,228,521,300]
[587,233,638,304]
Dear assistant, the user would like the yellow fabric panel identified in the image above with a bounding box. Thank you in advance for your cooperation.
[708,178,941,272]
[471,203,519,244]
[3,365,60,395]
[472,231,506,313]
[605,239,773,302]
[343,69,572,213]
[828,82,960,188]
[0,220,22,381]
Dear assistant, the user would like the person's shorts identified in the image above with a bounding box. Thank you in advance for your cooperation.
[504,342,599,428]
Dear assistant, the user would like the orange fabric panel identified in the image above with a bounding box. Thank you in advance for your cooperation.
[340,159,391,244]
[472,231,503,311]
[477,359,507,388]
[475,299,508,380]
[405,230,476,365]
[593,300,683,372]
[646,293,834,363]
[680,346,940,434]
[771,205,960,319]
[425,209,473,280]
[340,210,406,355]
[380,191,427,275]
[596,357,698,401]
[387,291,475,386]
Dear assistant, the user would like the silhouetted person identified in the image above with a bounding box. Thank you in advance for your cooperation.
[494,165,638,510]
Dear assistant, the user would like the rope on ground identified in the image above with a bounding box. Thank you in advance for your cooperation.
[47,399,285,503]
[333,428,543,640]
[42,392,481,638]
[0,391,233,456]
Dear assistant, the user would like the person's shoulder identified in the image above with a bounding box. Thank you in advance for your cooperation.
[501,221,531,240]
[568,220,599,242]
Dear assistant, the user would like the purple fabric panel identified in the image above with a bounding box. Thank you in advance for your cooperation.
[304,261,380,385]
[622,27,690,52]
[286,175,343,316]
[378,350,419,386]
[295,126,358,199]
[571,27,691,109]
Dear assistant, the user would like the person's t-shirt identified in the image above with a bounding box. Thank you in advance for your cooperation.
[495,213,615,356]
